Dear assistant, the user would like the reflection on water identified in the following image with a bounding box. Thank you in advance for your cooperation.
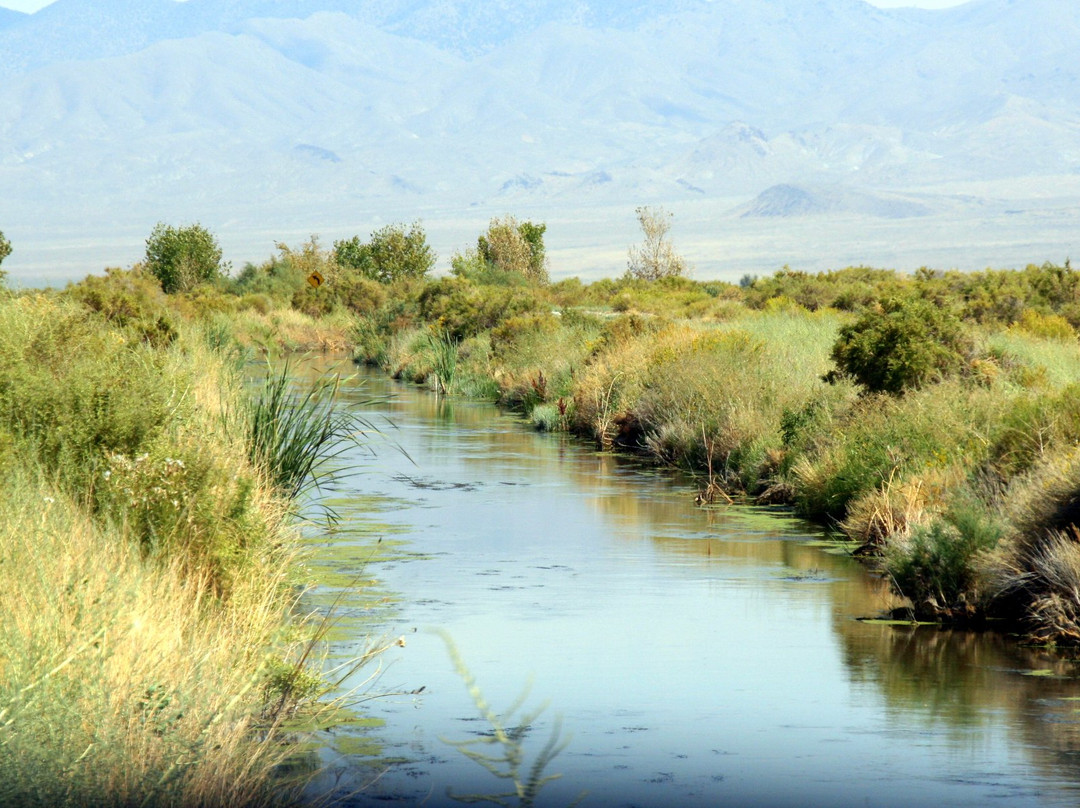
[294,357,1080,808]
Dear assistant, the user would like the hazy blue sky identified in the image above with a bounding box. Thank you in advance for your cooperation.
[0,0,974,13]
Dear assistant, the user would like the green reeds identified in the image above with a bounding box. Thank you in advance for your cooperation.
[425,328,459,396]
[245,357,370,503]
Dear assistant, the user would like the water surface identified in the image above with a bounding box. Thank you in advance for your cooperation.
[299,359,1080,808]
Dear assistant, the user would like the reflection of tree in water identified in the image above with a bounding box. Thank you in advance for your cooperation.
[835,619,1080,790]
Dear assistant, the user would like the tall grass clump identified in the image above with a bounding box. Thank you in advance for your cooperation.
[424,328,459,395]
[577,310,844,492]
[987,329,1080,390]
[244,357,369,503]
[489,313,583,413]
[989,449,1080,644]
[793,379,999,522]
[0,467,307,808]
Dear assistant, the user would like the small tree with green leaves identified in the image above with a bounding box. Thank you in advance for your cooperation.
[477,216,549,284]
[626,206,687,281]
[144,222,224,294]
[0,230,11,287]
[333,221,435,284]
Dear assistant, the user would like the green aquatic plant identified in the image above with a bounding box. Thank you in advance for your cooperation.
[244,358,369,504]
[438,632,585,808]
[426,328,459,396]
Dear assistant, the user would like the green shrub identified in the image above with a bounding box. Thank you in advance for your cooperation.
[829,297,969,394]
[489,312,560,358]
[63,267,177,347]
[230,255,304,301]
[1012,308,1075,341]
[96,444,249,564]
[548,277,586,307]
[417,277,547,340]
[237,293,273,314]
[0,297,173,493]
[291,284,335,318]
[475,216,549,284]
[145,222,225,294]
[351,316,390,366]
[744,266,903,312]
[331,274,385,315]
[176,285,236,321]
[886,507,1002,620]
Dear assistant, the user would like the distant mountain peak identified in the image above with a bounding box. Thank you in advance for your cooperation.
[0,7,28,31]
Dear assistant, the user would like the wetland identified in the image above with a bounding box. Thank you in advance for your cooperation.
[303,361,1080,808]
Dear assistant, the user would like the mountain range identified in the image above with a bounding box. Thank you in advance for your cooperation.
[1,0,1078,284]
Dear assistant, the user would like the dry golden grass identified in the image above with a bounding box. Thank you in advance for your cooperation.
[227,307,356,353]
[983,448,1080,642]
[839,456,971,548]
[0,470,306,808]
[571,312,841,486]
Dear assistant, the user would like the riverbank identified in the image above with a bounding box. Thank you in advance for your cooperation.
[0,289,354,806]
[64,249,1080,642]
[347,266,1080,642]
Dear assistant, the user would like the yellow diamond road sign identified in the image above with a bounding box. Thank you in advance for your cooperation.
[307,270,324,289]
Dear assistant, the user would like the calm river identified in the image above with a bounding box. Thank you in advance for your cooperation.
[295,358,1080,808]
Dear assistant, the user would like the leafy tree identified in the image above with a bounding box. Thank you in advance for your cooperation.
[516,219,549,282]
[334,221,435,284]
[0,230,10,287]
[829,297,969,395]
[144,222,224,294]
[626,206,687,281]
[476,216,549,284]
[332,235,371,277]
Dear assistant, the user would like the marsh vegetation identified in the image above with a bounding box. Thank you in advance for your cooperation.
[0,279,374,804]
[8,210,1080,803]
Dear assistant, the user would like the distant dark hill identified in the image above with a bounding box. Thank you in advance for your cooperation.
[737,185,931,219]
